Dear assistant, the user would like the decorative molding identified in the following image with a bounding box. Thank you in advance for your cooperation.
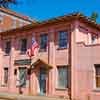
[14,59,31,65]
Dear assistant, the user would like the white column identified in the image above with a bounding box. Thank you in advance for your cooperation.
[8,37,16,92]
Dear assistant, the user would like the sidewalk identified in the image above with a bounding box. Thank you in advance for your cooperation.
[0,92,67,100]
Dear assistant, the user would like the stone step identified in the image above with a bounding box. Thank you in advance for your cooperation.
[0,93,69,100]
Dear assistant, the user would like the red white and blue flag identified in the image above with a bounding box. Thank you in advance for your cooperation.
[27,37,39,57]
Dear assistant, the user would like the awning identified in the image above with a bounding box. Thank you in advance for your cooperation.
[31,59,52,69]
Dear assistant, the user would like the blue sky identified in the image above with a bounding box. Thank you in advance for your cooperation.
[10,0,100,22]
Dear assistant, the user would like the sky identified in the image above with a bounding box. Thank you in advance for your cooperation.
[10,0,100,22]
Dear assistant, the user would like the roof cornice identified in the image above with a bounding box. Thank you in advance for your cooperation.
[1,13,100,35]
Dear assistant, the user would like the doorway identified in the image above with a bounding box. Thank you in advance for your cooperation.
[39,68,47,95]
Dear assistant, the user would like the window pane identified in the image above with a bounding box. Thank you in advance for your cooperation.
[21,39,27,52]
[0,15,3,24]
[96,77,100,88]
[91,35,96,44]
[5,41,11,54]
[58,31,68,48]
[57,66,68,88]
[96,67,100,75]
[95,65,100,88]
[4,68,8,84]
[40,34,48,49]
[59,40,67,48]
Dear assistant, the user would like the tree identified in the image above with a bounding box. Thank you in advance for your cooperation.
[90,12,98,22]
[0,0,17,8]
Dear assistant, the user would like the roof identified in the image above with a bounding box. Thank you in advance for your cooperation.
[0,7,36,23]
[1,12,100,35]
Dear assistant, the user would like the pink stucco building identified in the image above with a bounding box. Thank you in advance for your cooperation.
[0,8,34,32]
[0,13,100,100]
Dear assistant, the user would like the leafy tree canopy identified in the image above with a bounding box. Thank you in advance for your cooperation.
[0,0,17,8]
[90,12,98,22]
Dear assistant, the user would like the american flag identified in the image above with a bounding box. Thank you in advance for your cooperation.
[27,37,39,57]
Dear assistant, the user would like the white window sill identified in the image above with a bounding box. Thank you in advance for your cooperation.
[55,87,68,91]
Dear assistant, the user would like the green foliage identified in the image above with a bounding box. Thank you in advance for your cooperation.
[0,0,17,8]
[90,12,98,22]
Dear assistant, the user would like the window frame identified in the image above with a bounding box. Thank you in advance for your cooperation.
[20,38,27,54]
[40,34,48,50]
[0,15,4,24]
[57,65,68,89]
[5,41,11,55]
[94,65,100,90]
[4,68,8,85]
[58,31,68,49]
[91,34,97,44]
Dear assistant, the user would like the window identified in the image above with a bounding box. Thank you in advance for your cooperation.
[91,35,97,44]
[20,39,27,53]
[0,15,3,24]
[58,31,68,48]
[4,68,8,85]
[40,34,48,50]
[95,65,100,88]
[57,66,68,89]
[5,41,11,54]
[19,67,27,87]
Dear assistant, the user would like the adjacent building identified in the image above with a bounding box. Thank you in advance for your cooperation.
[0,8,35,32]
[0,13,100,100]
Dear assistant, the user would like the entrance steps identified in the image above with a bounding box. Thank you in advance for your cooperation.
[0,92,70,100]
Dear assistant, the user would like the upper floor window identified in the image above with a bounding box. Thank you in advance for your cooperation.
[40,34,48,50]
[57,66,68,89]
[58,31,68,48]
[0,15,3,24]
[91,35,97,44]
[5,41,11,54]
[95,65,100,88]
[20,39,27,53]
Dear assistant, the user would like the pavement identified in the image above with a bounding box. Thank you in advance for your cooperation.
[0,92,68,100]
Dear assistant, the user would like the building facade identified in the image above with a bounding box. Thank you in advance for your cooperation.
[0,13,100,100]
[0,8,35,32]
